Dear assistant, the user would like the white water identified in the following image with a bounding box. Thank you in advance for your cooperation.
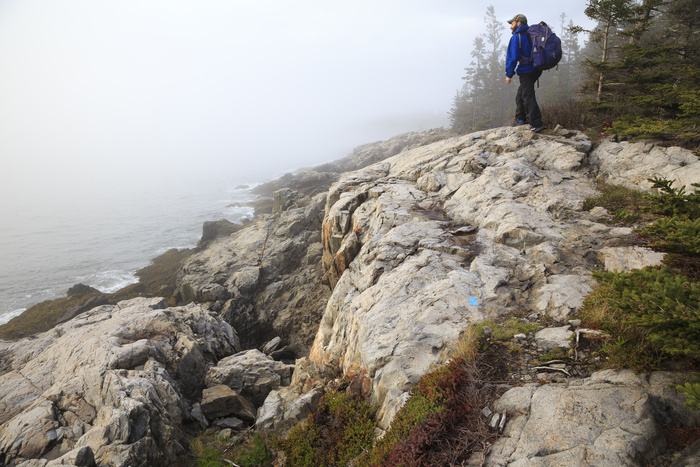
[0,174,271,324]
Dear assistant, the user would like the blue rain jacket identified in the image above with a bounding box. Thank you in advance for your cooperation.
[505,24,534,78]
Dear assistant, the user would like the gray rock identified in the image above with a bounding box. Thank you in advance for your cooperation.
[568,319,581,328]
[602,246,665,272]
[534,326,574,351]
[0,299,237,466]
[592,140,700,191]
[176,192,330,355]
[201,385,257,421]
[273,188,302,213]
[213,417,245,430]
[263,126,700,434]
[191,403,209,429]
[45,446,95,466]
[198,218,242,248]
[480,370,699,466]
[205,349,293,405]
[262,336,282,354]
[670,440,700,467]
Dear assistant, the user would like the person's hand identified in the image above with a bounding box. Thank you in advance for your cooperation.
[505,77,511,84]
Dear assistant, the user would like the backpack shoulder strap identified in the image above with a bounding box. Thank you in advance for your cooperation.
[517,32,532,63]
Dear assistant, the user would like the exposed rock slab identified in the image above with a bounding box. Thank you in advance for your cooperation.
[260,126,700,433]
[477,370,700,466]
[602,246,666,272]
[592,139,700,191]
[0,298,238,467]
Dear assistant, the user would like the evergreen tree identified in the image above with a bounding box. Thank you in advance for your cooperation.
[449,6,515,132]
[585,0,700,139]
[560,17,583,95]
[579,0,637,102]
[482,6,509,128]
[449,37,488,132]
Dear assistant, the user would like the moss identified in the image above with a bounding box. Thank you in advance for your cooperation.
[538,348,569,362]
[473,318,540,341]
[0,286,104,340]
[0,248,192,340]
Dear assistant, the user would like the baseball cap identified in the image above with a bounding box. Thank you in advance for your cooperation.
[506,14,528,24]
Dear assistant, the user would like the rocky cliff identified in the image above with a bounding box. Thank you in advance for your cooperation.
[257,126,700,464]
[1,127,699,466]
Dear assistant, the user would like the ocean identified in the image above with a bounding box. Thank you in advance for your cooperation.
[0,174,272,325]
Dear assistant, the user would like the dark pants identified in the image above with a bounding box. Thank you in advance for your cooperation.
[515,70,543,127]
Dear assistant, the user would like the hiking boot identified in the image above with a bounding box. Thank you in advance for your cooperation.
[511,119,526,127]
[529,125,544,133]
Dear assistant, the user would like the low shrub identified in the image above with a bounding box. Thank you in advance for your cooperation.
[645,178,700,220]
[358,357,491,467]
[280,391,376,467]
[636,178,700,278]
[235,434,273,467]
[675,379,700,410]
[579,268,700,370]
[611,116,700,144]
[540,99,599,132]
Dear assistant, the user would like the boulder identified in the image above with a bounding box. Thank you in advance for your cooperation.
[534,326,574,351]
[213,417,245,430]
[205,349,293,405]
[0,298,238,466]
[197,218,242,248]
[262,336,282,355]
[478,370,700,466]
[200,385,257,421]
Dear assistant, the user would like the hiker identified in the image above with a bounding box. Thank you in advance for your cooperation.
[505,14,543,132]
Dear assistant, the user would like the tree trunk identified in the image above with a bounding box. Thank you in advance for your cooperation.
[596,19,611,102]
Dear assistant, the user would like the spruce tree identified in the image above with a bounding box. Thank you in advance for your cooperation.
[578,0,637,102]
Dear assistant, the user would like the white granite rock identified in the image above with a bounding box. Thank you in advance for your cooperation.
[602,246,666,272]
[534,326,574,351]
[0,298,238,466]
[592,140,700,191]
[481,370,700,466]
[261,126,700,435]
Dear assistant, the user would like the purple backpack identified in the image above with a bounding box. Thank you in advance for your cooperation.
[520,22,562,71]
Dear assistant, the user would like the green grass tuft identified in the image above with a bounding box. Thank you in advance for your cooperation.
[583,181,655,224]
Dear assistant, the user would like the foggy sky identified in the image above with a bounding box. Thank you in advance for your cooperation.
[0,1,595,199]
